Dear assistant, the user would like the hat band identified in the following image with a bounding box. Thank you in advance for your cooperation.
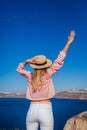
[32,61,47,66]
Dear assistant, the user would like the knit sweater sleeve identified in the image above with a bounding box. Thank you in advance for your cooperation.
[47,51,66,75]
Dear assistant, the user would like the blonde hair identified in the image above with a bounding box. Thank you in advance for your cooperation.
[31,69,47,93]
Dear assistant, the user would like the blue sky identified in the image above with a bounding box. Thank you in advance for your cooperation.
[0,0,87,93]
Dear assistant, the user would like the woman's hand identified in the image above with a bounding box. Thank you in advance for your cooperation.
[25,58,32,64]
[62,30,75,53]
[22,59,32,66]
[67,30,75,45]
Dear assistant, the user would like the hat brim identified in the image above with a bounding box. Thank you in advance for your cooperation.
[30,59,52,69]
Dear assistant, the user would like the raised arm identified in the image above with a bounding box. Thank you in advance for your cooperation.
[48,30,75,75]
[62,30,75,53]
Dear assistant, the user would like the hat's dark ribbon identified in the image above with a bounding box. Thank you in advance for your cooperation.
[31,61,47,66]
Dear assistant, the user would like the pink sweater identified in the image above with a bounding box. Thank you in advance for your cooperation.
[16,51,66,100]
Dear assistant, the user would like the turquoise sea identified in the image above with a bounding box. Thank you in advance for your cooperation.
[0,98,87,130]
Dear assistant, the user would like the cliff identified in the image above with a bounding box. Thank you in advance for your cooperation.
[54,89,87,100]
[63,111,87,130]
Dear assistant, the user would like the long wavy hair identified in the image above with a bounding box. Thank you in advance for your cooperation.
[31,69,47,93]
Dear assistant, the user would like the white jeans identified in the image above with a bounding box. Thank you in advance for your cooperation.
[26,102,54,130]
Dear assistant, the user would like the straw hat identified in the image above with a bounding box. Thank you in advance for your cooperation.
[29,55,52,69]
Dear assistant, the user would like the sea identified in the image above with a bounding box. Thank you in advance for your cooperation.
[0,98,87,130]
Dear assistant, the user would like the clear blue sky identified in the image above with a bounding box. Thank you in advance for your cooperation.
[0,0,87,93]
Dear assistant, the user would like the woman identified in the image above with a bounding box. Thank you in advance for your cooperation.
[16,30,75,130]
